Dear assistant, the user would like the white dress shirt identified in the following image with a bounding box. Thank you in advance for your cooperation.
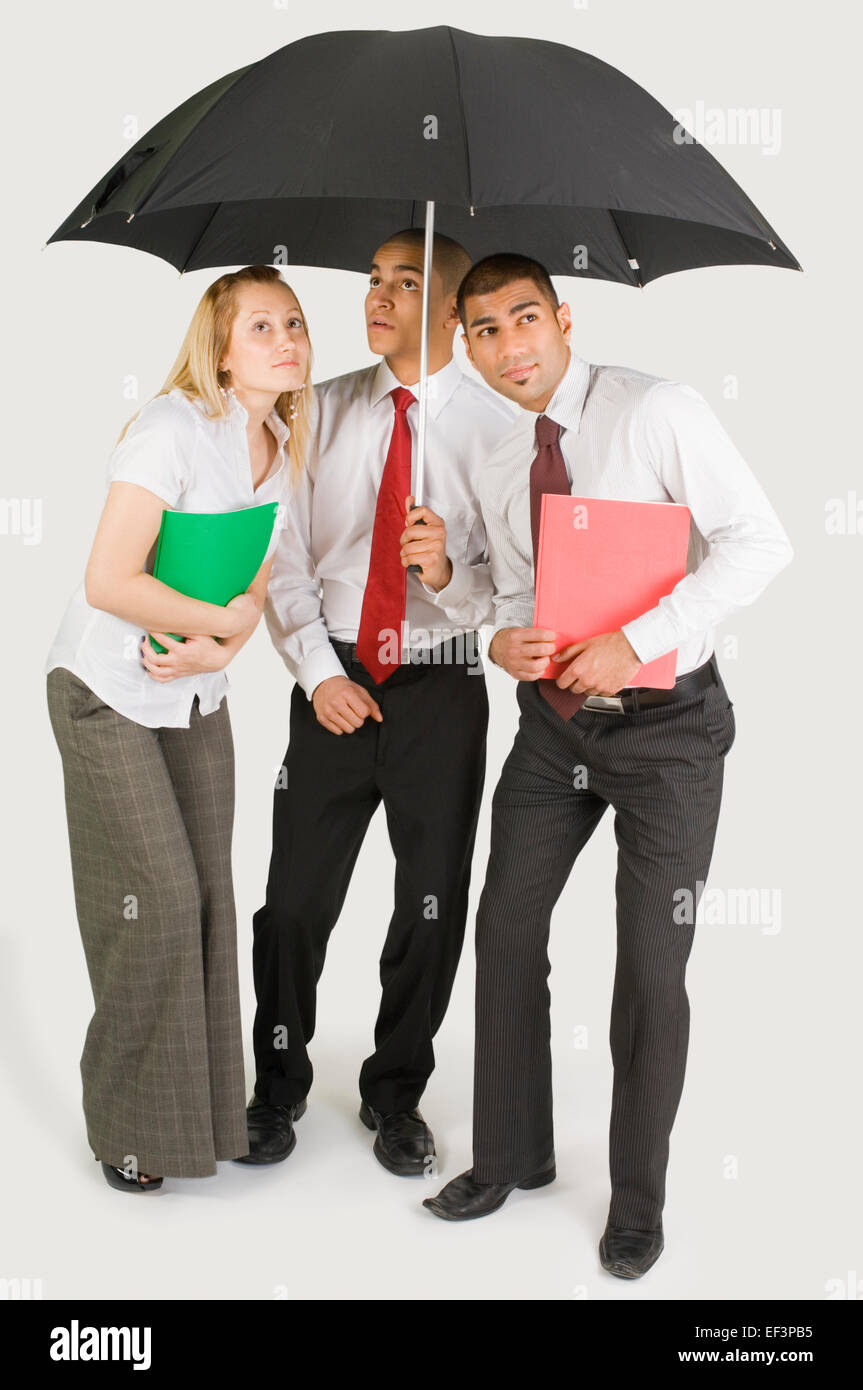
[264,355,517,698]
[45,385,291,728]
[478,347,794,681]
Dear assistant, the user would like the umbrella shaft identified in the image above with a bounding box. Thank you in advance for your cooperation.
[414,200,434,508]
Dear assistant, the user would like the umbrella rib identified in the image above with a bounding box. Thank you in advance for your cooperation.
[179,204,224,274]
[445,28,474,211]
[608,210,643,287]
[130,64,253,222]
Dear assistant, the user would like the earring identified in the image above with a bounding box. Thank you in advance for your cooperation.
[288,383,305,419]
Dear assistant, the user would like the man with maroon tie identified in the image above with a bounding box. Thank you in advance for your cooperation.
[236,231,515,1174]
[422,253,793,1279]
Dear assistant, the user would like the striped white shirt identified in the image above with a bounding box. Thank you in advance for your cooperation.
[477,347,794,679]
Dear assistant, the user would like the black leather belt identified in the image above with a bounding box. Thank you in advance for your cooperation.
[331,639,367,669]
[580,654,719,715]
[329,633,481,672]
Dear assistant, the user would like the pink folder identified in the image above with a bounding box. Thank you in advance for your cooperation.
[533,495,692,688]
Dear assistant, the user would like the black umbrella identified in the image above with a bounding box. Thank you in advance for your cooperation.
[47,25,801,501]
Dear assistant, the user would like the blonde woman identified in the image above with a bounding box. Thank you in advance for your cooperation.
[45,265,313,1191]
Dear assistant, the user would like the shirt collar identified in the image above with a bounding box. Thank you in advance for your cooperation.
[370,355,461,421]
[217,385,291,446]
[540,348,591,438]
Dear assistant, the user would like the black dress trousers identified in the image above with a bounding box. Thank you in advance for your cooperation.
[471,664,736,1230]
[251,634,488,1115]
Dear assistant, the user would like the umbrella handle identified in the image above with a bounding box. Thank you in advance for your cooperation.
[407,516,427,574]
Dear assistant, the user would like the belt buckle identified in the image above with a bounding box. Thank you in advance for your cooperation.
[583,694,625,714]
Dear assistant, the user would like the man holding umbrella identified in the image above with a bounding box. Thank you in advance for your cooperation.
[422,253,793,1278]
[237,231,515,1175]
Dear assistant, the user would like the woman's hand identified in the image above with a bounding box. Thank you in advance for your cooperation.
[141,632,230,682]
[140,577,269,681]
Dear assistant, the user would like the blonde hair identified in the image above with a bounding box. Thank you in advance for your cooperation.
[116,264,314,487]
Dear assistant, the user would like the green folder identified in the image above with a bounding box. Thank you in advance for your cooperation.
[147,502,279,654]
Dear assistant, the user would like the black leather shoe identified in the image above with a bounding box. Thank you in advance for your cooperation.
[599,1221,664,1278]
[422,1158,556,1220]
[359,1100,435,1176]
[233,1094,308,1165]
[99,1161,163,1193]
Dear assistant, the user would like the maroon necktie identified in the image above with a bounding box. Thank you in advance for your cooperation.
[356,387,416,683]
[530,414,588,718]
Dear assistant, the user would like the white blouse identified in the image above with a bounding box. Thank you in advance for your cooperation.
[45,386,291,728]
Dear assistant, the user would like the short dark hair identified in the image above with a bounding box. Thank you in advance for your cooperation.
[377,229,472,298]
[456,253,560,332]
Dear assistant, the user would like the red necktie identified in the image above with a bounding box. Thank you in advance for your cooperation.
[356,386,416,683]
[530,414,588,718]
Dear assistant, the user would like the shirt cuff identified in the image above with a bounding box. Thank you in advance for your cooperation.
[297,643,349,700]
[419,556,474,612]
[620,610,680,666]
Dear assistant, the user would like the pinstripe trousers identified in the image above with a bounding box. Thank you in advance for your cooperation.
[472,663,735,1229]
[46,666,249,1178]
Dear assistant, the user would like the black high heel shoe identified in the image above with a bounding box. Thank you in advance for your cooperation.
[97,1158,164,1192]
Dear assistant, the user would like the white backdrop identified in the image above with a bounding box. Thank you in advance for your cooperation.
[2,0,859,1301]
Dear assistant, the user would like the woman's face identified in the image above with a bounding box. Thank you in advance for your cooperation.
[219,281,309,399]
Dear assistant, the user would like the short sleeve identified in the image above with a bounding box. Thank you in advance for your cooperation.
[107,395,193,508]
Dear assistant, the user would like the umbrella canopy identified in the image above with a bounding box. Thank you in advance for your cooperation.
[47,25,801,511]
[47,25,800,285]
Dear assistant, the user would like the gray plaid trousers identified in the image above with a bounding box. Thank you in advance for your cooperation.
[46,666,248,1177]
